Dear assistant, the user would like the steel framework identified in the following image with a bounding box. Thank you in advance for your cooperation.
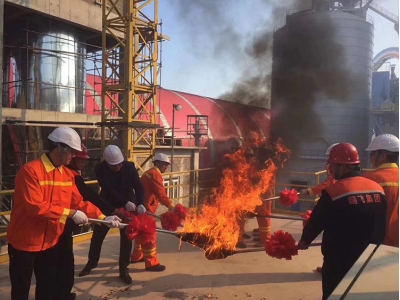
[101,0,161,170]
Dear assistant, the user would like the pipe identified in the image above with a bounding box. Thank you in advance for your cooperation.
[234,242,322,254]
[146,211,184,228]
[146,211,161,219]
[247,212,305,221]
[262,192,300,202]
[87,218,129,228]
[155,227,181,237]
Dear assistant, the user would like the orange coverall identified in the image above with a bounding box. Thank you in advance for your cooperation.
[307,177,336,196]
[363,163,399,247]
[130,166,173,267]
[255,200,272,242]
[7,154,105,252]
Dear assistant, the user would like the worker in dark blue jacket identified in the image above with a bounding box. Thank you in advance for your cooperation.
[298,143,387,300]
[78,145,146,285]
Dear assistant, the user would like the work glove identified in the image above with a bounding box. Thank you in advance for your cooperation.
[137,204,147,215]
[299,189,309,196]
[104,215,123,228]
[125,201,137,212]
[72,210,88,225]
[297,239,309,250]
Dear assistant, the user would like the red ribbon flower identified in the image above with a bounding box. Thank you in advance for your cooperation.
[174,203,187,220]
[265,230,298,260]
[125,213,156,243]
[300,210,312,228]
[160,212,181,231]
[279,188,299,206]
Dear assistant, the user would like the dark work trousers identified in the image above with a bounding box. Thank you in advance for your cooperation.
[55,219,76,300]
[8,243,59,300]
[322,257,354,300]
[86,224,132,273]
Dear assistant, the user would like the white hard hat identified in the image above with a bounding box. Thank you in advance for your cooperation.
[325,143,339,155]
[366,134,399,152]
[153,153,170,164]
[103,145,124,165]
[48,127,82,151]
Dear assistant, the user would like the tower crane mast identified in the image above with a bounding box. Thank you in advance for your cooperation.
[101,0,162,171]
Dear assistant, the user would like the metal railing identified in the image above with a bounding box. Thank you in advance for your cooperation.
[0,168,217,252]
[370,102,399,115]
[0,167,374,258]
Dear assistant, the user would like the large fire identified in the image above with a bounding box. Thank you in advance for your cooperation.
[180,134,291,259]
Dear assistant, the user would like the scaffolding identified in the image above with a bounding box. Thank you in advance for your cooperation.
[100,0,164,170]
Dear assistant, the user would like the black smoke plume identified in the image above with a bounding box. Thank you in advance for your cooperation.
[269,12,358,154]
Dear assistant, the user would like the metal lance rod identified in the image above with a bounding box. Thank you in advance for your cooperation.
[262,192,300,202]
[246,212,305,221]
[146,211,184,227]
[146,211,161,219]
[155,227,182,237]
[234,242,322,254]
[88,218,129,228]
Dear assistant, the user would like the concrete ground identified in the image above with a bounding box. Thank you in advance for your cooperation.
[0,219,324,300]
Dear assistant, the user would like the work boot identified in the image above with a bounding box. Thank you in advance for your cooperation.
[69,293,77,300]
[130,257,145,264]
[119,270,133,284]
[236,241,247,248]
[145,264,166,272]
[78,264,96,277]
[242,233,251,240]
[57,292,77,300]
[253,228,259,233]
[253,232,260,237]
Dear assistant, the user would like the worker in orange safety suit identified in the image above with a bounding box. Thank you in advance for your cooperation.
[7,127,122,300]
[300,143,338,197]
[363,133,399,247]
[236,147,257,248]
[239,145,273,248]
[298,143,387,300]
[130,153,174,271]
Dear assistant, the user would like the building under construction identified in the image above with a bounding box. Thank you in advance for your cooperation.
[0,0,398,228]
[0,1,398,297]
[0,0,275,235]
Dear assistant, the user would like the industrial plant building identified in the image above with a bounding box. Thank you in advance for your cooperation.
[0,0,398,249]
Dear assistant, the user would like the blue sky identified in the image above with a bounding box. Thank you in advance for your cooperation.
[157,0,399,99]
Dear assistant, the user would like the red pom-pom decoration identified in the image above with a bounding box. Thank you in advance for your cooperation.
[174,203,187,220]
[160,212,181,231]
[136,214,156,244]
[125,213,156,243]
[300,210,312,228]
[265,230,298,260]
[279,188,299,206]
[125,214,140,240]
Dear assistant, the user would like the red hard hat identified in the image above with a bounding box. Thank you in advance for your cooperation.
[327,143,360,164]
[74,144,90,159]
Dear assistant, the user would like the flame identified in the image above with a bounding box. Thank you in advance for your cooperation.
[181,133,291,257]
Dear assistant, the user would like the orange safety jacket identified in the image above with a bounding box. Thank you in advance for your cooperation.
[141,167,173,213]
[363,163,399,247]
[307,176,336,196]
[7,154,105,252]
